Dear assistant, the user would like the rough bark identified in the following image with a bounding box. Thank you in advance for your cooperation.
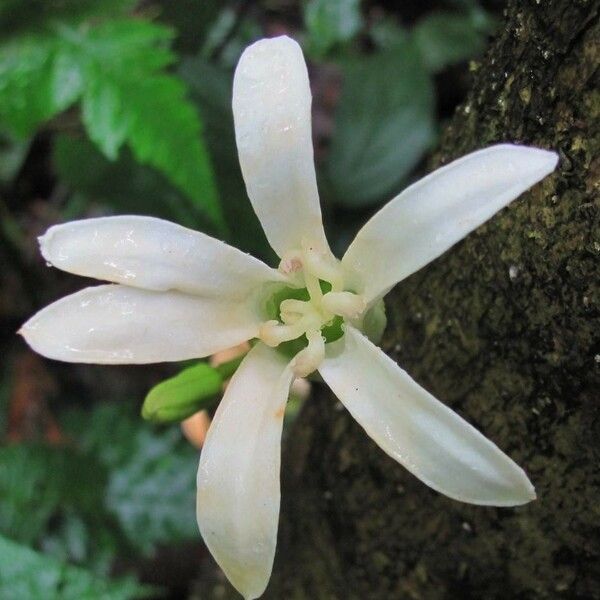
[191,0,599,598]
[267,1,600,598]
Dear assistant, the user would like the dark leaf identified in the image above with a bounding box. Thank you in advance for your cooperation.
[327,42,435,208]
[412,11,493,73]
[0,534,149,600]
[304,0,363,58]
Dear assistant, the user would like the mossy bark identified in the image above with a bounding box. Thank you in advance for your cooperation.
[192,1,599,598]
[268,1,600,598]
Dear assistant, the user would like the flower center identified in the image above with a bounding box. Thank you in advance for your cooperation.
[259,240,366,377]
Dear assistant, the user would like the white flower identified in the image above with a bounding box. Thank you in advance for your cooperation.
[21,36,558,600]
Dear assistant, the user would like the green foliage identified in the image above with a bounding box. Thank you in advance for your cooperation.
[304,0,363,58]
[0,17,222,228]
[0,444,121,572]
[0,534,148,600]
[412,11,493,73]
[0,35,71,136]
[326,6,494,208]
[0,403,199,572]
[142,363,223,423]
[62,403,199,555]
[327,41,435,208]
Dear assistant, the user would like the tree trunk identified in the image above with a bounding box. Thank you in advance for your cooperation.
[268,1,600,598]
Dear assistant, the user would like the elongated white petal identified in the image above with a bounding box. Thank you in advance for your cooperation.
[233,36,329,258]
[197,343,294,600]
[319,326,535,506]
[20,284,262,364]
[39,216,285,298]
[343,145,558,302]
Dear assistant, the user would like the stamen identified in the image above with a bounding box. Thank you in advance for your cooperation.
[300,239,343,292]
[321,291,366,319]
[279,299,309,324]
[279,299,309,314]
[258,320,307,347]
[292,330,325,377]
[280,310,301,325]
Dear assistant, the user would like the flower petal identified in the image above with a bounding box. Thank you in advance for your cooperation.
[319,325,535,506]
[20,284,262,364]
[232,35,329,258]
[197,343,294,600]
[39,215,285,298]
[342,145,558,302]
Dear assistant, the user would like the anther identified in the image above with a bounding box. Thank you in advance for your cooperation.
[279,299,309,325]
[321,291,366,319]
[258,320,306,347]
[292,330,325,377]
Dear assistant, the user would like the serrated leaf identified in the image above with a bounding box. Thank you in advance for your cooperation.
[327,42,435,208]
[81,73,130,160]
[0,17,223,228]
[0,36,72,137]
[142,363,223,423]
[412,11,492,73]
[0,534,149,600]
[71,19,223,228]
[304,0,363,58]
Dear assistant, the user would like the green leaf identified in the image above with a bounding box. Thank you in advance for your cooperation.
[369,19,409,50]
[0,35,76,137]
[0,18,223,229]
[304,0,363,58]
[327,42,435,208]
[1,404,201,566]
[63,404,199,554]
[0,534,149,600]
[70,19,224,228]
[412,11,491,73]
[0,444,122,572]
[142,363,223,423]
